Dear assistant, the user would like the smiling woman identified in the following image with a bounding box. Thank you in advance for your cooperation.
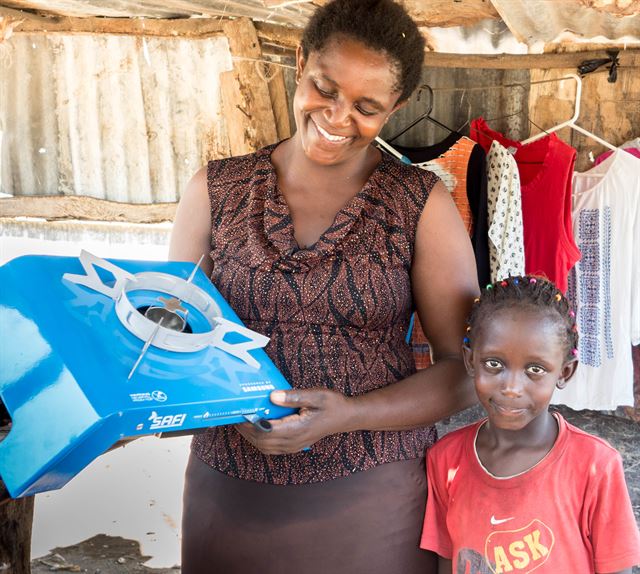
[291,38,402,167]
[169,1,480,573]
[272,37,407,248]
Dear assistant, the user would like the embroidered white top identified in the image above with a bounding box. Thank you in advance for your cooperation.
[553,150,640,410]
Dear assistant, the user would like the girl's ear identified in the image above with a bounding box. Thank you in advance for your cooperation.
[462,344,474,377]
[295,45,306,84]
[556,358,578,389]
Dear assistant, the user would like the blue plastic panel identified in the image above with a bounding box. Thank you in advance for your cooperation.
[0,255,293,497]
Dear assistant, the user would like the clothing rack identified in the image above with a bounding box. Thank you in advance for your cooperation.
[378,74,618,155]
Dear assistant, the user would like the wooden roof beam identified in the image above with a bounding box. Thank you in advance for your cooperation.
[4,11,639,69]
[0,196,177,223]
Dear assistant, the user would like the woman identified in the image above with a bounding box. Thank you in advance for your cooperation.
[170,1,479,572]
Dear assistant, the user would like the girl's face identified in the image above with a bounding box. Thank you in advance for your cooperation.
[293,36,405,166]
[463,307,577,433]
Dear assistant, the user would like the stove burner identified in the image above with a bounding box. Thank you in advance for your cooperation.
[143,306,187,332]
[63,251,270,370]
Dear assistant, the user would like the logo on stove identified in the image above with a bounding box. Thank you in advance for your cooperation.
[148,411,187,430]
[151,390,167,402]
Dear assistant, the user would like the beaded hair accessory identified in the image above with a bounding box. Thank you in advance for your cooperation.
[466,275,579,360]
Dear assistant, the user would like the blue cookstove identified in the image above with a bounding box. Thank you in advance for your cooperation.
[0,252,293,498]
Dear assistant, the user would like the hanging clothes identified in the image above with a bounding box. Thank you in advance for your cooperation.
[595,136,640,166]
[392,133,489,369]
[485,140,525,282]
[597,137,640,416]
[393,133,490,286]
[470,117,580,293]
[554,150,640,410]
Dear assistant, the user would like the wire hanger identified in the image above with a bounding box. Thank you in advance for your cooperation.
[520,74,618,152]
[387,85,458,143]
[455,89,473,133]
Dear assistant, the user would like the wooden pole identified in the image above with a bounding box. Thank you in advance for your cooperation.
[0,408,33,574]
[221,18,280,154]
[0,196,177,223]
[0,494,34,574]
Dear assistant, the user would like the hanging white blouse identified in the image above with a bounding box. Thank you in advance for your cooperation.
[486,140,525,282]
[553,150,640,410]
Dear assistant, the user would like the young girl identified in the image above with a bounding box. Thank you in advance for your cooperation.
[421,276,640,573]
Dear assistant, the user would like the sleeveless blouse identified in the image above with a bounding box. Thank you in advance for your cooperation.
[192,144,439,484]
[470,118,580,293]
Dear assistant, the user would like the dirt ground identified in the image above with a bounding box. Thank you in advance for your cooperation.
[30,533,178,574]
[31,406,640,574]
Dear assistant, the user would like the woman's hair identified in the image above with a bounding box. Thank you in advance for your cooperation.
[300,0,425,102]
[466,276,579,362]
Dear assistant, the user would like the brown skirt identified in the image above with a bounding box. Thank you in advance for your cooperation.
[181,454,437,574]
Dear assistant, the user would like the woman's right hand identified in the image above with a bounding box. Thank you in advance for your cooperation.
[234,388,355,455]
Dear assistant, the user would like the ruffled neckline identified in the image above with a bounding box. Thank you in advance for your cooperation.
[257,144,392,266]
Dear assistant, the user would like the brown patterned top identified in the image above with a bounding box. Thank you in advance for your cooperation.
[192,144,439,484]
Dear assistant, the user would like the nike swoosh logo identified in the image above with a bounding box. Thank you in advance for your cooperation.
[490,515,514,525]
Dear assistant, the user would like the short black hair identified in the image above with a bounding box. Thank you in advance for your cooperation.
[301,0,425,102]
[466,276,579,362]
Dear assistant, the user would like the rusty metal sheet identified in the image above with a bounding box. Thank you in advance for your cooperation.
[1,34,232,202]
[404,0,500,27]
[0,0,316,27]
[3,0,638,46]
[491,0,640,48]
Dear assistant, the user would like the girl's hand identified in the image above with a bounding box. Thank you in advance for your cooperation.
[234,388,354,455]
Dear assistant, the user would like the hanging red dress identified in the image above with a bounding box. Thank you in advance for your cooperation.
[470,117,580,292]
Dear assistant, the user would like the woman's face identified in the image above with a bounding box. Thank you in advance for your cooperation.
[294,36,404,166]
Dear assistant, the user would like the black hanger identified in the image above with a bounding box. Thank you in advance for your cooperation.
[387,85,457,143]
[478,110,551,140]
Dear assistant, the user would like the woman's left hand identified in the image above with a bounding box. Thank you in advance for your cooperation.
[234,388,354,455]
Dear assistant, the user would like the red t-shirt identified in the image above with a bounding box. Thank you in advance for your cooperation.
[470,118,580,292]
[421,414,640,573]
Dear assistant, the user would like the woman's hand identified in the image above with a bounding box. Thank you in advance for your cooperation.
[234,388,354,455]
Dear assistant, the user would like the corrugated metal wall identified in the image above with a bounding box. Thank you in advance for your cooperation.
[1,33,232,202]
[0,218,171,261]
[2,43,531,203]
